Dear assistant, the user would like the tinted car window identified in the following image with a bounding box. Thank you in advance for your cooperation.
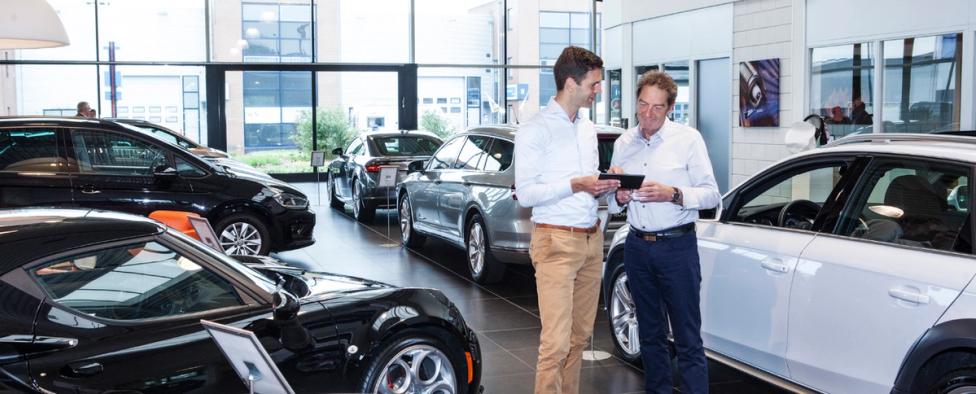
[135,125,193,150]
[30,241,244,320]
[346,139,364,156]
[482,138,514,172]
[429,136,465,170]
[0,128,62,172]
[731,163,845,229]
[838,160,971,253]
[455,136,492,170]
[373,136,441,156]
[175,156,207,177]
[71,130,167,176]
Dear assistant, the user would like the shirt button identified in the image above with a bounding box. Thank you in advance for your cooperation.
[643,163,647,167]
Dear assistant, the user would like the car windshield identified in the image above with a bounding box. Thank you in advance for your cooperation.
[372,136,441,156]
[164,228,278,294]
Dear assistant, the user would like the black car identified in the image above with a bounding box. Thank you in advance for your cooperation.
[107,118,229,158]
[0,208,482,393]
[0,116,314,255]
[328,131,442,222]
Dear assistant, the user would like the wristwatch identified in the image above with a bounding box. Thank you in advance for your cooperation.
[670,187,682,204]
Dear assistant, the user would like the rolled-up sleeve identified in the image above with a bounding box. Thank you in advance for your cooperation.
[514,123,574,208]
[680,135,721,210]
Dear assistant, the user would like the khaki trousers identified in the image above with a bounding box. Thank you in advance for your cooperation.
[529,226,604,394]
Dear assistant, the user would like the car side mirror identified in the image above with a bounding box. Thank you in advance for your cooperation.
[407,159,426,173]
[153,164,178,178]
[331,147,343,156]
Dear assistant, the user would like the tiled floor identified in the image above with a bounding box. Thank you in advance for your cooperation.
[277,183,790,394]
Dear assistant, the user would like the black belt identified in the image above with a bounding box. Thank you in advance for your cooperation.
[630,222,695,242]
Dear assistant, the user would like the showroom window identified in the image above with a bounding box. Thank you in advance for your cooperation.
[810,42,876,138]
[882,33,962,133]
[810,32,962,135]
[538,11,601,106]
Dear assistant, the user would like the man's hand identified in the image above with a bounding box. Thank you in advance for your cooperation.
[615,189,632,205]
[632,180,676,203]
[571,175,619,196]
[608,165,625,175]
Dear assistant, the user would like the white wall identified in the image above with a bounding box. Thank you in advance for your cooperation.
[807,0,976,46]
[605,0,736,28]
[631,4,733,66]
[730,0,799,189]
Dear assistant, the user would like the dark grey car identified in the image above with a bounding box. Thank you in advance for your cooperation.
[327,131,442,222]
[397,125,623,284]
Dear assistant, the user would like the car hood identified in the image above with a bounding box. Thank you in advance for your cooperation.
[206,159,304,194]
[241,258,392,299]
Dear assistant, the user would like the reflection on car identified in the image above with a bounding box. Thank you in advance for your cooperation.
[0,116,314,256]
[397,125,624,284]
[0,208,481,393]
[602,133,976,394]
[107,117,229,158]
[327,131,442,222]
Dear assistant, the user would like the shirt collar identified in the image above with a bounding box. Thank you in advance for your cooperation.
[543,97,581,125]
[633,118,673,143]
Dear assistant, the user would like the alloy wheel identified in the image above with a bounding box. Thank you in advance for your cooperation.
[373,344,456,394]
[400,198,412,244]
[467,222,485,278]
[610,272,640,358]
[219,222,263,256]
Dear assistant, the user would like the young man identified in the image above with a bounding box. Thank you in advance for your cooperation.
[608,71,721,394]
[513,46,619,394]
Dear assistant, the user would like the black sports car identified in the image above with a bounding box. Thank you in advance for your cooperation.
[0,208,481,393]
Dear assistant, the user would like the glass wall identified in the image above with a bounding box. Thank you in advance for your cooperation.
[810,33,962,135]
[98,65,208,144]
[418,67,504,136]
[810,43,875,138]
[882,33,962,133]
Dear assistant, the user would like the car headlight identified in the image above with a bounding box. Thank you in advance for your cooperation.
[268,187,308,209]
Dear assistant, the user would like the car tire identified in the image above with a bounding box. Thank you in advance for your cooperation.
[466,214,505,284]
[352,180,376,223]
[914,352,976,394]
[604,253,642,364]
[214,213,271,256]
[328,174,344,209]
[399,194,426,248]
[360,332,468,394]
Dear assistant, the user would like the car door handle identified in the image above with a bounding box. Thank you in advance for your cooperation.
[80,185,100,194]
[760,259,790,273]
[433,180,442,184]
[889,287,930,304]
[0,335,77,352]
[64,361,103,377]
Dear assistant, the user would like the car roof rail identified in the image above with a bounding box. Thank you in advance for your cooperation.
[824,132,976,148]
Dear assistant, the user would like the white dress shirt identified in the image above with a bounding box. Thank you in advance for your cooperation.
[608,119,721,232]
[514,98,600,228]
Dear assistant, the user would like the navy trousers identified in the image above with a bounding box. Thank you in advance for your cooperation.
[624,230,708,394]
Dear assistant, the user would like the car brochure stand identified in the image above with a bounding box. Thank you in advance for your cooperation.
[311,151,326,206]
[201,319,295,394]
[378,165,399,239]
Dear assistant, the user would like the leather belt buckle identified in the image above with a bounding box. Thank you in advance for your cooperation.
[641,234,657,242]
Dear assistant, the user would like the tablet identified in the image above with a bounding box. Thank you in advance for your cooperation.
[598,173,645,189]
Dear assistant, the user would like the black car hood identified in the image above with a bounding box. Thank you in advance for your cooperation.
[207,160,305,195]
[242,259,392,301]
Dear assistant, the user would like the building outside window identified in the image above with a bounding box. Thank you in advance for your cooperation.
[538,11,601,107]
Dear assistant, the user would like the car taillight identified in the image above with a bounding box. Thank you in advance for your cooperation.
[365,164,381,173]
[511,184,517,200]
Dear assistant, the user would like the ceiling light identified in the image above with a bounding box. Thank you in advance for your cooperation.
[0,0,70,49]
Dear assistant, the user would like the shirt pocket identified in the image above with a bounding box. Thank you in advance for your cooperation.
[653,161,691,187]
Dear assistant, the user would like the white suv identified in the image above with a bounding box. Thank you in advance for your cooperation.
[603,134,975,394]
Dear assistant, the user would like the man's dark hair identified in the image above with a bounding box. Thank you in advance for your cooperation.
[636,70,678,106]
[553,46,603,91]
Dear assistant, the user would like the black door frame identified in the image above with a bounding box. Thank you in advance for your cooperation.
[205,63,417,182]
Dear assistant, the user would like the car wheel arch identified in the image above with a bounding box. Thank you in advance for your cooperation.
[894,319,976,393]
[462,206,486,240]
[602,247,625,303]
[208,203,276,242]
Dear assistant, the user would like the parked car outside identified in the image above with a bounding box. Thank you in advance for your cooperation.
[397,125,620,284]
[327,131,442,222]
[0,116,314,256]
[602,133,976,394]
[0,208,481,393]
[107,117,229,158]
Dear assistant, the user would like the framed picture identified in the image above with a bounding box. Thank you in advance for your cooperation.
[739,58,780,127]
[188,216,222,252]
